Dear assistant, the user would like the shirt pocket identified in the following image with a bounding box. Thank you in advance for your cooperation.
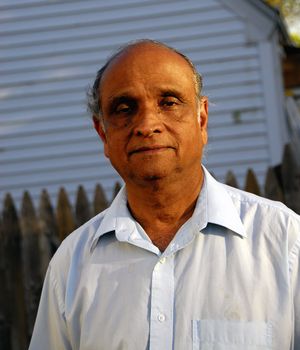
[192,319,272,350]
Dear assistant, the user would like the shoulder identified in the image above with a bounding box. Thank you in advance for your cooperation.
[49,209,108,273]
[224,183,298,219]
[223,183,300,248]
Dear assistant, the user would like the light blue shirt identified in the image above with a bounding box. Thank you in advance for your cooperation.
[29,168,300,350]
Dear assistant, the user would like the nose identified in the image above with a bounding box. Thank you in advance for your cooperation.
[133,106,163,137]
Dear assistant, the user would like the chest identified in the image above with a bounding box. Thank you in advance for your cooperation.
[65,233,292,350]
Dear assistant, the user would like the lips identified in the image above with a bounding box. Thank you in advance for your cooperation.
[128,145,173,156]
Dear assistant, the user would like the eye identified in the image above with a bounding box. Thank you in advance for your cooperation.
[161,97,179,108]
[115,103,132,114]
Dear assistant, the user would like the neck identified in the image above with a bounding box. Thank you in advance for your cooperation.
[126,168,204,251]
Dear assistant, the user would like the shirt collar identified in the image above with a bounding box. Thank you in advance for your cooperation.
[91,186,134,250]
[91,166,246,251]
[200,166,247,238]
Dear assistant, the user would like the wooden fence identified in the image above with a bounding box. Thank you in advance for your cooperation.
[0,144,299,350]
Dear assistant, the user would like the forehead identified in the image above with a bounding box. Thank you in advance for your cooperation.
[100,44,196,98]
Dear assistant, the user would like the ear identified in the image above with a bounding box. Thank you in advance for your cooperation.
[93,116,110,158]
[199,96,208,145]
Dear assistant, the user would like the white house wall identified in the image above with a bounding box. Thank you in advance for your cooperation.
[0,0,279,205]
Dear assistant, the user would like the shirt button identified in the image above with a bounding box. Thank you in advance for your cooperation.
[159,257,166,264]
[158,313,166,322]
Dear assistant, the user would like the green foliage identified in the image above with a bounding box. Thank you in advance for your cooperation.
[290,32,300,45]
[264,0,300,46]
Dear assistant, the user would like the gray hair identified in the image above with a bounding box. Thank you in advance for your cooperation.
[87,39,203,122]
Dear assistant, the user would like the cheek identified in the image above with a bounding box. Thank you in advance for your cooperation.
[105,134,126,159]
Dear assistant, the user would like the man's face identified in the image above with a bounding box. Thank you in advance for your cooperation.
[94,43,208,187]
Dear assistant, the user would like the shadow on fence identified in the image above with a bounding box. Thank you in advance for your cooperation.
[1,144,300,350]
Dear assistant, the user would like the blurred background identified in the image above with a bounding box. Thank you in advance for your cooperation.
[1,0,299,207]
[0,1,300,349]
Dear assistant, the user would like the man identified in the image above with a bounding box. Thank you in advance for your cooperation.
[30,39,300,349]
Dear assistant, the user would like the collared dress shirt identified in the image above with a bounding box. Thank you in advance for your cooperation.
[29,168,300,350]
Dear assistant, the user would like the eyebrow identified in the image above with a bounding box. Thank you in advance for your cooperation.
[106,87,186,110]
[107,93,134,103]
[160,89,185,101]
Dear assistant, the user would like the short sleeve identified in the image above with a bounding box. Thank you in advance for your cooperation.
[290,237,300,349]
[29,265,72,350]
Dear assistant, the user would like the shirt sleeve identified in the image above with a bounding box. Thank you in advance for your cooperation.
[29,264,72,350]
[291,237,300,349]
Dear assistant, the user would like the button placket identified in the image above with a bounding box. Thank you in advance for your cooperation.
[149,255,174,350]
[158,313,166,322]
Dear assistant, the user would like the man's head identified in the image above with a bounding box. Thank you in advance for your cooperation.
[88,39,203,123]
[89,39,208,188]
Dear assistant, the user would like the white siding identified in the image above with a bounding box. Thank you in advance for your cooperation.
[0,0,279,205]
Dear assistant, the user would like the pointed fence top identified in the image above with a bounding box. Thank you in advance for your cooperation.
[56,187,76,242]
[244,168,261,196]
[93,183,108,215]
[75,185,91,227]
[225,170,239,189]
[21,191,40,237]
[264,166,284,202]
[2,193,21,240]
[112,182,122,201]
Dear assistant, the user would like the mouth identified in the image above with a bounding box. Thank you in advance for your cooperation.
[129,146,173,156]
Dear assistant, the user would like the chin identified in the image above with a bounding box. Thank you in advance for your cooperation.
[143,174,165,181]
[124,169,168,185]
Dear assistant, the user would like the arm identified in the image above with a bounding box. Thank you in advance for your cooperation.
[291,237,300,349]
[29,265,72,350]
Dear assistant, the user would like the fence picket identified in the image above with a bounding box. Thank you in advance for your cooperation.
[264,166,285,202]
[0,215,12,350]
[76,185,91,227]
[20,191,44,339]
[93,183,108,215]
[281,144,300,214]
[225,170,239,188]
[38,189,59,276]
[244,168,261,195]
[56,187,76,242]
[2,194,28,350]
[112,182,122,201]
[1,141,300,349]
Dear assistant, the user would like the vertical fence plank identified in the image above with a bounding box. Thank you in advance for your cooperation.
[112,182,122,201]
[225,170,239,189]
[2,194,28,350]
[1,147,299,348]
[38,189,59,277]
[93,184,108,215]
[264,166,285,202]
[56,187,76,242]
[0,216,12,350]
[75,185,91,227]
[244,168,261,195]
[281,143,300,214]
[20,191,43,340]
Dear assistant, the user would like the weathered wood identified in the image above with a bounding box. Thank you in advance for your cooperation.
[0,216,12,350]
[2,147,300,348]
[2,194,28,350]
[38,189,59,276]
[264,166,285,202]
[20,191,43,339]
[244,168,261,196]
[56,187,76,241]
[281,143,300,214]
[225,170,239,189]
[112,182,122,201]
[283,48,300,89]
[93,183,108,215]
[75,185,91,227]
